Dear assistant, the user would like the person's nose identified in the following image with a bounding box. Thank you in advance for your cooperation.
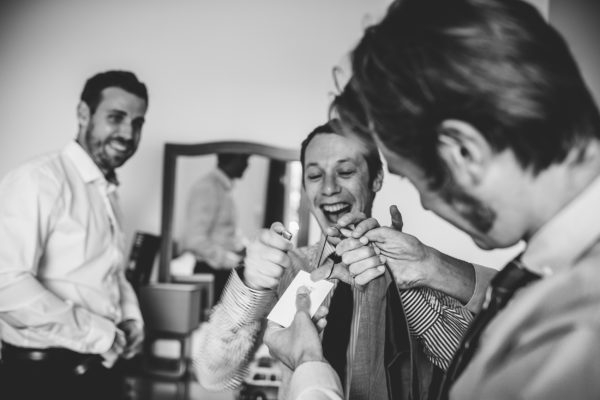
[118,120,135,140]
[321,174,340,196]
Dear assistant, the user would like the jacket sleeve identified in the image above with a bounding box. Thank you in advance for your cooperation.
[452,325,600,399]
[192,269,276,390]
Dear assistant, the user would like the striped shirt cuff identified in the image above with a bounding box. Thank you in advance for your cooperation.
[218,267,276,328]
[401,287,472,371]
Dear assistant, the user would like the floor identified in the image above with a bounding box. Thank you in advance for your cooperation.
[124,375,237,400]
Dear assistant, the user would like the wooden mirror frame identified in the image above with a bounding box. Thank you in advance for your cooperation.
[158,141,310,282]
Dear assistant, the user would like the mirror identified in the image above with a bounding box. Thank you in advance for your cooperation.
[158,141,310,282]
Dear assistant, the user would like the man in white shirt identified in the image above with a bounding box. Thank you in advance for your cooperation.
[180,153,249,301]
[0,70,148,400]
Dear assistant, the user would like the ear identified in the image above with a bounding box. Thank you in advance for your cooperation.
[371,168,384,193]
[436,119,492,187]
[77,101,90,129]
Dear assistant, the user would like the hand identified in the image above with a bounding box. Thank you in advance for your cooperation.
[118,319,145,359]
[223,251,243,269]
[244,222,293,290]
[264,287,325,370]
[325,211,386,286]
[101,329,126,368]
[361,206,434,289]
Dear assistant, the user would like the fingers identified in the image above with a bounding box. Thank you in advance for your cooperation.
[353,265,386,286]
[114,329,127,349]
[313,305,329,334]
[244,224,293,290]
[295,286,312,314]
[336,242,387,286]
[271,222,293,240]
[310,261,353,285]
[325,212,367,238]
[363,226,396,244]
[310,265,333,281]
[389,205,404,231]
[264,225,294,252]
[312,305,329,321]
[348,217,380,238]
[315,318,328,333]
[122,331,144,359]
[336,237,377,255]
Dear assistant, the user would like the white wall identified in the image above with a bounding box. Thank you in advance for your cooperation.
[3,0,592,272]
[0,0,388,248]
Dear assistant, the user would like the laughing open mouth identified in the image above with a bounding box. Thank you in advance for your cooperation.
[108,138,133,155]
[321,202,352,223]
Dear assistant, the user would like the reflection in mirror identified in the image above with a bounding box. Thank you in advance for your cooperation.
[158,142,309,284]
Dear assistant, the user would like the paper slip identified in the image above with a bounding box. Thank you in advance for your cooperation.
[267,270,334,328]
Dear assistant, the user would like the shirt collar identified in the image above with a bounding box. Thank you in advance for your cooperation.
[522,173,600,276]
[214,167,233,190]
[62,141,118,187]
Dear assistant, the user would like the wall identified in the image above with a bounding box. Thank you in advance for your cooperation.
[0,0,388,249]
[0,0,595,271]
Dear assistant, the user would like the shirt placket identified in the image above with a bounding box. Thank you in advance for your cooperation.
[97,180,124,321]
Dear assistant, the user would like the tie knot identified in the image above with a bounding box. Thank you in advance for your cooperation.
[490,259,541,298]
[328,253,342,265]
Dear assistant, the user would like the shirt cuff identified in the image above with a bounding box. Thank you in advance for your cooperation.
[289,361,343,400]
[401,288,440,335]
[464,264,497,314]
[121,302,144,325]
[219,268,276,328]
[83,314,117,354]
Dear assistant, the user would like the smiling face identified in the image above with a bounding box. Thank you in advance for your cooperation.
[77,87,147,175]
[303,133,380,232]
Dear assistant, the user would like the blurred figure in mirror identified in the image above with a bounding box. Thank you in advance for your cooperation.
[0,70,147,400]
[193,120,488,400]
[180,152,250,302]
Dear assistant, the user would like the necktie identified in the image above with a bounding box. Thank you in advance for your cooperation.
[437,258,541,400]
[322,253,353,388]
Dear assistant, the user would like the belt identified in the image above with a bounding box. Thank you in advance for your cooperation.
[1,341,100,374]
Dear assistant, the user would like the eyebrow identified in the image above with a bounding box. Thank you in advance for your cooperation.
[107,109,127,115]
[106,109,145,123]
[306,158,356,167]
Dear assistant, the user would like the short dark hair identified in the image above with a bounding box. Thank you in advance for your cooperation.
[332,0,600,188]
[80,70,148,114]
[217,153,250,167]
[300,119,383,186]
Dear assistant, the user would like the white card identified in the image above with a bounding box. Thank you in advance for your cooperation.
[267,270,334,328]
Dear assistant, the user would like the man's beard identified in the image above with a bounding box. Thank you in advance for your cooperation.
[439,178,496,234]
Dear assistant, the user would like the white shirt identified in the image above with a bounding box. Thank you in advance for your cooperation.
[0,141,142,354]
[181,168,245,269]
[288,362,344,400]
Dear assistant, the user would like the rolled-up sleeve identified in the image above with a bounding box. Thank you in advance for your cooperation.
[192,268,276,390]
[402,287,473,370]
